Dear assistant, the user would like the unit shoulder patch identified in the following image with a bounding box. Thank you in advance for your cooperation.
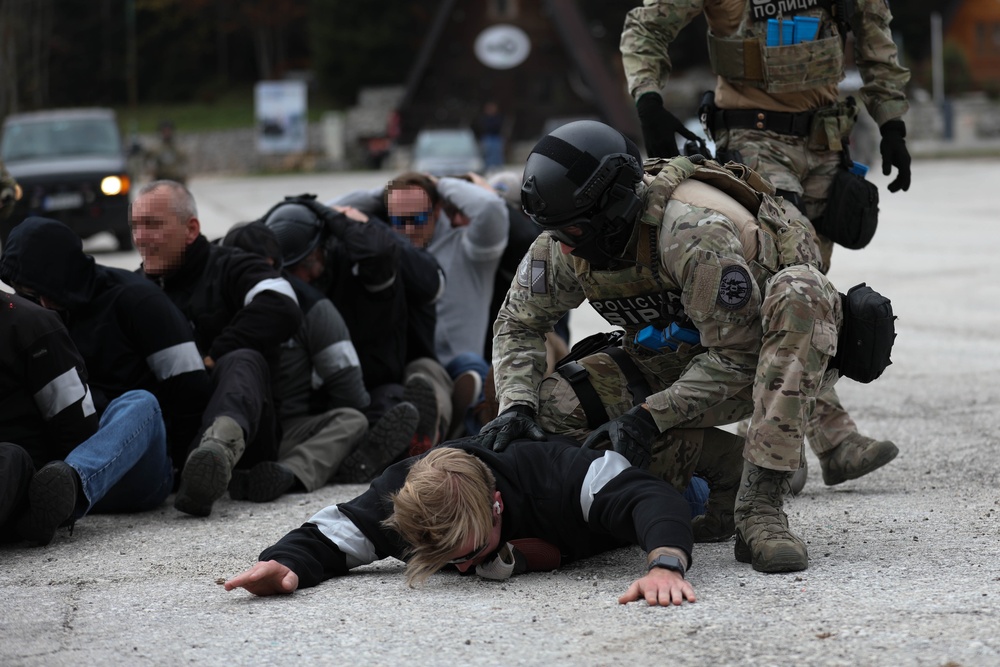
[516,255,548,295]
[717,265,752,310]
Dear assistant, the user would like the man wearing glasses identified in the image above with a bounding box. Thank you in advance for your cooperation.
[225,436,696,607]
[382,172,509,440]
[331,172,509,443]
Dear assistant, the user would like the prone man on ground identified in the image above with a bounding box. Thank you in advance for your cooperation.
[225,436,696,607]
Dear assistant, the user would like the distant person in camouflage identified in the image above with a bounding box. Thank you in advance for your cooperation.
[147,120,189,184]
[477,121,895,573]
[620,0,909,491]
[1,160,19,220]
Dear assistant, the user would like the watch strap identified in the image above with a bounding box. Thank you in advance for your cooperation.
[647,554,685,577]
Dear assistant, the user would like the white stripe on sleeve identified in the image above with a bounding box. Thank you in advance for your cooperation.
[309,504,378,569]
[34,368,94,420]
[244,277,298,306]
[579,451,632,522]
[146,341,205,380]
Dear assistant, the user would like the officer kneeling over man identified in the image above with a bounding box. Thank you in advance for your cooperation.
[476,120,895,573]
[226,436,696,607]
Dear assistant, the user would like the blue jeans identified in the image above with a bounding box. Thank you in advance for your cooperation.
[445,353,491,437]
[683,475,709,518]
[481,135,504,170]
[65,390,173,518]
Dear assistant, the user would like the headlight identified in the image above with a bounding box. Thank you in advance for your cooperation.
[100,175,130,196]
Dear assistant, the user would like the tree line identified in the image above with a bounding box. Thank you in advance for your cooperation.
[0,0,945,121]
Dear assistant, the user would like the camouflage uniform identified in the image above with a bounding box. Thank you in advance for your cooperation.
[1,160,18,221]
[493,157,841,488]
[147,138,189,184]
[620,0,909,460]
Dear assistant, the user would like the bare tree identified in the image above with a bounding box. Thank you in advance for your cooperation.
[0,0,54,118]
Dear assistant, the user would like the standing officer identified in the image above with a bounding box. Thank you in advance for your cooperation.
[620,0,908,488]
[478,121,895,573]
[146,120,190,184]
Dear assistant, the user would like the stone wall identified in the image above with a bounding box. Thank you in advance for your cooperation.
[148,93,1000,178]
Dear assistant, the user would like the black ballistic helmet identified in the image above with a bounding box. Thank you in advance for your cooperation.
[521,120,643,263]
[262,202,323,267]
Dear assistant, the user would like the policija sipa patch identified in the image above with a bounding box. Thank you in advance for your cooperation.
[717,265,752,310]
[517,256,548,295]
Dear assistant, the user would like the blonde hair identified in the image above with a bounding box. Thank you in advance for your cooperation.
[383,448,495,587]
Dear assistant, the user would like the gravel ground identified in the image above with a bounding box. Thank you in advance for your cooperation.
[2,160,998,666]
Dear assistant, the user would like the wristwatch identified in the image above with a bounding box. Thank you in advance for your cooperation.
[647,554,685,577]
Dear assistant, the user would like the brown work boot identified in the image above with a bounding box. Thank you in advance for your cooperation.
[175,416,245,517]
[819,432,899,486]
[734,461,808,573]
[690,428,743,543]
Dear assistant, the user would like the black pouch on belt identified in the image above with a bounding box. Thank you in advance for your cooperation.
[812,163,879,249]
[834,283,896,383]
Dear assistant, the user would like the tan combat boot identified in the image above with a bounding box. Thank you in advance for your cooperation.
[734,461,809,573]
[819,432,899,486]
[690,428,744,543]
[175,415,246,517]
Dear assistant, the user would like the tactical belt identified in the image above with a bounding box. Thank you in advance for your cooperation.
[554,346,654,430]
[714,108,814,137]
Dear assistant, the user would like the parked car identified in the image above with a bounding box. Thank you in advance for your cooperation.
[0,107,133,250]
[411,128,485,176]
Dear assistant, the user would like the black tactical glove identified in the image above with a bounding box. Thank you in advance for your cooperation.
[636,92,699,159]
[286,193,351,238]
[473,405,546,453]
[582,405,659,470]
[879,119,911,193]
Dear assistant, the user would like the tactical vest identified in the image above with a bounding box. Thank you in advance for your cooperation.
[707,0,844,94]
[564,156,818,347]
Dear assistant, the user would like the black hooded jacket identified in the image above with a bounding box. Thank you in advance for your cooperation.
[0,292,99,468]
[329,189,444,378]
[140,234,302,369]
[0,217,212,462]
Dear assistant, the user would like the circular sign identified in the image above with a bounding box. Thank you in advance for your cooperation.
[474,24,531,70]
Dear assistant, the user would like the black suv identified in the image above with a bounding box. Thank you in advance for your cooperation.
[0,107,133,250]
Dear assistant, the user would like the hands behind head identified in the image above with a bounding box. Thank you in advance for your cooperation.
[224,560,299,596]
[331,205,368,223]
[464,172,491,190]
[618,568,696,607]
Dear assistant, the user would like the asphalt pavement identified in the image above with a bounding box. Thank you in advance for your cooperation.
[2,159,999,666]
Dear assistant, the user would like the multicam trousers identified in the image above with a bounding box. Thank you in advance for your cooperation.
[536,264,842,488]
[717,127,862,456]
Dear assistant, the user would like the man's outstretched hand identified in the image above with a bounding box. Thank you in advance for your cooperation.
[618,568,696,607]
[224,560,299,596]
